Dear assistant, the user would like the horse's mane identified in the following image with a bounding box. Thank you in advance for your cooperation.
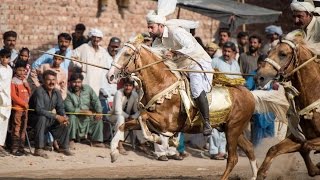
[285,30,318,56]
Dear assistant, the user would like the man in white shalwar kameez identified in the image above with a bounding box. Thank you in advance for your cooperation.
[0,49,13,156]
[290,0,320,44]
[72,28,110,95]
[146,0,213,135]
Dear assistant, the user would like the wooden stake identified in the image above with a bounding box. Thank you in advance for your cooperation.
[38,50,110,70]
[165,68,255,76]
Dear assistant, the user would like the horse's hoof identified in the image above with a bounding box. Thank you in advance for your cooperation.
[251,177,257,180]
[110,151,119,163]
[256,174,266,180]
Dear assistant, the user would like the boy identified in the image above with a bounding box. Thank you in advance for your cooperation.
[11,60,31,156]
[30,51,67,99]
[0,49,13,157]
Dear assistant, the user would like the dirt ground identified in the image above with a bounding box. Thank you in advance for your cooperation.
[0,138,319,180]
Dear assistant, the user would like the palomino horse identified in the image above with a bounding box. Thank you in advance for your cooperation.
[107,36,257,180]
[256,34,320,179]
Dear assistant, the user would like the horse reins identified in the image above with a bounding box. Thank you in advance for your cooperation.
[263,39,318,80]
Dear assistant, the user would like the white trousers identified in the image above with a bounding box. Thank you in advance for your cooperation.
[0,115,9,146]
[154,135,178,157]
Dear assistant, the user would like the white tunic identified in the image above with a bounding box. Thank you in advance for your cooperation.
[72,42,110,95]
[304,16,320,44]
[0,64,12,145]
[152,26,213,98]
[99,51,117,103]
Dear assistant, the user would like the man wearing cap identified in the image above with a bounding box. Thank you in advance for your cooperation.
[261,25,283,54]
[146,0,213,135]
[205,42,220,59]
[290,0,320,44]
[72,28,111,96]
[109,77,140,162]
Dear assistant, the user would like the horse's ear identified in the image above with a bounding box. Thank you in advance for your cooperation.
[285,29,305,44]
[133,34,145,44]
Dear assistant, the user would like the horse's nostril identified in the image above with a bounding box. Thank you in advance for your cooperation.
[110,75,114,81]
[259,76,265,82]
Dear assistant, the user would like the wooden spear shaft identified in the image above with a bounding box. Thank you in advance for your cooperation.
[38,50,110,70]
[165,68,255,76]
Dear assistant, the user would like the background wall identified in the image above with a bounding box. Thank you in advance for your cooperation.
[0,0,218,60]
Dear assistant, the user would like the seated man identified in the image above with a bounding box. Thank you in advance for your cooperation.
[29,70,72,159]
[64,73,104,148]
[110,77,140,162]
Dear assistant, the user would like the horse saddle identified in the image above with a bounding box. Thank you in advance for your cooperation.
[179,79,232,127]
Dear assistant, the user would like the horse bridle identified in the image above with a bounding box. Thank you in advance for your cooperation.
[264,40,299,80]
[111,42,140,76]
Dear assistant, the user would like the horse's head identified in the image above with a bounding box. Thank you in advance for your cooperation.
[256,31,311,87]
[107,34,145,84]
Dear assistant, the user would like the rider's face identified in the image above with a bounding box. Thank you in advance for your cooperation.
[148,23,164,39]
[293,11,312,29]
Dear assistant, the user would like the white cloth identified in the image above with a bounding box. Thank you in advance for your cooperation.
[212,56,242,79]
[88,28,103,38]
[290,0,315,13]
[72,42,110,95]
[304,16,320,44]
[209,129,226,155]
[154,134,178,157]
[152,26,213,98]
[99,51,117,103]
[146,0,177,24]
[0,64,12,146]
[265,25,283,36]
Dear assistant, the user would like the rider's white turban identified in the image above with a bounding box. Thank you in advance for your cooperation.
[88,28,103,38]
[146,0,199,30]
[290,0,315,13]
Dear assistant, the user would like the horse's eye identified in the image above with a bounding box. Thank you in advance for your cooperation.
[124,53,131,57]
[279,52,287,57]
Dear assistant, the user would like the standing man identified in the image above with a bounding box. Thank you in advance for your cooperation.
[72,23,88,49]
[261,25,282,54]
[32,33,72,75]
[211,42,241,160]
[146,0,213,135]
[72,28,110,96]
[239,35,262,74]
[290,0,320,44]
[29,70,72,159]
[237,32,249,55]
[109,77,140,162]
[64,73,105,148]
[2,31,18,66]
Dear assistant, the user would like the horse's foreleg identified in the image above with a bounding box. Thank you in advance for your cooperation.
[220,129,239,180]
[138,116,162,144]
[300,150,320,177]
[237,134,257,180]
[110,115,125,163]
[257,137,301,180]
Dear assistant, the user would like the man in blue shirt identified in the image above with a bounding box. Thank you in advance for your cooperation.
[32,33,72,75]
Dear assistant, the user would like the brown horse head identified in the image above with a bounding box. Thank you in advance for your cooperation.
[107,34,145,84]
[257,31,314,88]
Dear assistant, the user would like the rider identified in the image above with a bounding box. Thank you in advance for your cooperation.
[146,0,213,136]
[290,0,320,44]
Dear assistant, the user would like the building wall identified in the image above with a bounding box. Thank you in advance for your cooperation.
[0,0,219,60]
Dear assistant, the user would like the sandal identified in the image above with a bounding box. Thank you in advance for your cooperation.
[210,154,224,160]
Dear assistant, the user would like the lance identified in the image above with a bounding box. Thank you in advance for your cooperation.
[165,68,255,76]
[38,50,110,70]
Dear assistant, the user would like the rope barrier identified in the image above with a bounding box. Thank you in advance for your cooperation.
[0,106,111,116]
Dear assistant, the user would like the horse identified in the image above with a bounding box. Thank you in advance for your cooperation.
[107,35,257,180]
[256,33,320,179]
